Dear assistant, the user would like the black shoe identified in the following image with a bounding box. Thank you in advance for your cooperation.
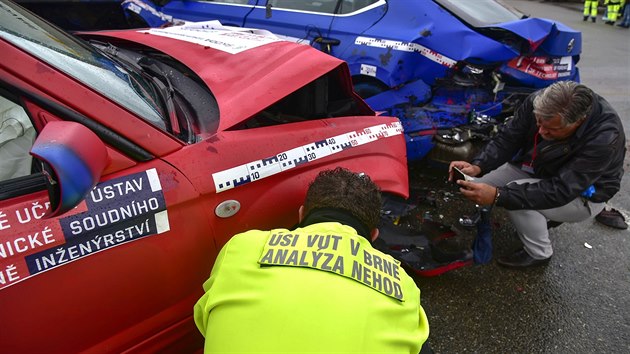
[595,208,628,230]
[592,17,596,23]
[606,21,615,25]
[497,249,550,269]
[583,15,588,21]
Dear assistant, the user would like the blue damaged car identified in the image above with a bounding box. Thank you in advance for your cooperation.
[119,0,581,161]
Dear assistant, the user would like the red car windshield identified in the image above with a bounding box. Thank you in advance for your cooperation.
[0,1,167,130]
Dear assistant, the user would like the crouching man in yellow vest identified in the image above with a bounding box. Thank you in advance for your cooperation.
[194,167,430,353]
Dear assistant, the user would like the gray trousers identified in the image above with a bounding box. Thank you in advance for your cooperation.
[474,163,605,259]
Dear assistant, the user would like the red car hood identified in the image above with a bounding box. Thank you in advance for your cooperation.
[80,26,347,131]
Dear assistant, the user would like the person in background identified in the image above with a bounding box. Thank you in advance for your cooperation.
[583,0,599,22]
[194,167,430,352]
[449,81,625,268]
[617,0,630,27]
[604,0,623,25]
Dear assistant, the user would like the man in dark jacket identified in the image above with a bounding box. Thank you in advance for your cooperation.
[449,81,626,268]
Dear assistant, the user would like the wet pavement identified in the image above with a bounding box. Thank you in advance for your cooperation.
[406,161,628,353]
[405,1,630,353]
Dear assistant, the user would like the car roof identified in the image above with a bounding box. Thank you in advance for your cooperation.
[81,25,346,131]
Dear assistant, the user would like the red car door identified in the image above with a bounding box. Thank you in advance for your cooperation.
[0,61,213,354]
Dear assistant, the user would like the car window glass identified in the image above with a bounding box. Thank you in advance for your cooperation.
[0,95,36,182]
[337,0,379,14]
[435,0,522,26]
[0,1,166,131]
[269,0,339,13]
[208,0,250,4]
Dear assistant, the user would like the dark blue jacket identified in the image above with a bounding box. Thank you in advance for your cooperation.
[472,91,626,210]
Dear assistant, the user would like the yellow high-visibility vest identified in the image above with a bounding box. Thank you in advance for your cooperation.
[194,222,430,353]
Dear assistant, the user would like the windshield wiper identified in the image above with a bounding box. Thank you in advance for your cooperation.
[89,40,181,136]
[137,57,181,136]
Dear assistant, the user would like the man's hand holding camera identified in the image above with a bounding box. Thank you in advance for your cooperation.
[449,161,498,206]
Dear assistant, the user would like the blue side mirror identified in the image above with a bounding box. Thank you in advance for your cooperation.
[30,121,109,217]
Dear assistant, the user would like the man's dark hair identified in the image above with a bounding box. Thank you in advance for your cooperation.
[533,81,594,125]
[303,167,382,230]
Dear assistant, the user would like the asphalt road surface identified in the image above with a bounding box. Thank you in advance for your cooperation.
[410,1,630,353]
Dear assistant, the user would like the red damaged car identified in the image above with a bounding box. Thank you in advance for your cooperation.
[0,1,408,352]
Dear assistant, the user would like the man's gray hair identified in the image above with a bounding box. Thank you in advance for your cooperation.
[532,81,594,125]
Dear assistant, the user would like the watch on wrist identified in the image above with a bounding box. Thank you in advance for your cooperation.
[493,187,500,205]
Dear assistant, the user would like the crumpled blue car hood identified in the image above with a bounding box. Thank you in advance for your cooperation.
[490,17,581,57]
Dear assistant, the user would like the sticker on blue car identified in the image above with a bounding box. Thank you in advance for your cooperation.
[355,36,457,68]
